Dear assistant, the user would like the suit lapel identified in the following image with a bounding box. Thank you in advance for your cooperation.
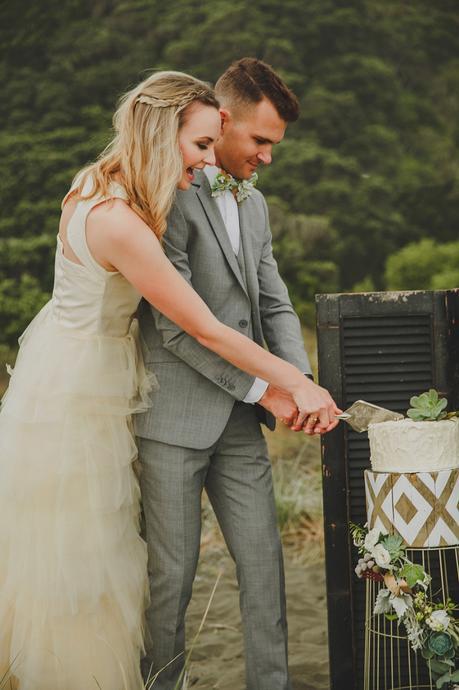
[194,174,248,297]
[238,200,259,310]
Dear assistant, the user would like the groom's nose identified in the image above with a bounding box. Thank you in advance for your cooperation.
[257,149,272,165]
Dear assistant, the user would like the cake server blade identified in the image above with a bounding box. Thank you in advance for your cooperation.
[336,400,404,433]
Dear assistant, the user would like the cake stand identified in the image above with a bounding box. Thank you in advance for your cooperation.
[363,468,459,690]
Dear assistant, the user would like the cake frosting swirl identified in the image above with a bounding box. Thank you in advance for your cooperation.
[368,418,459,473]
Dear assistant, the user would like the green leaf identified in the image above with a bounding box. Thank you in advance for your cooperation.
[407,409,423,421]
[436,672,450,689]
[429,659,451,674]
[400,563,426,588]
[432,401,447,418]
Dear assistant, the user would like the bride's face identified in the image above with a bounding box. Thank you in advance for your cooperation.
[178,102,221,189]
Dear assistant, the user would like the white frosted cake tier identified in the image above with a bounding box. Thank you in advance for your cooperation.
[368,418,459,473]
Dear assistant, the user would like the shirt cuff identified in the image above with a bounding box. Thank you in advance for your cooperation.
[243,377,269,404]
[243,373,313,404]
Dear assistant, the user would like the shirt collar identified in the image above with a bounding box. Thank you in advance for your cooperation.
[203,165,220,187]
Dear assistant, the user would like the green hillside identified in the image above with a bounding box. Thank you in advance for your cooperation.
[1,0,458,346]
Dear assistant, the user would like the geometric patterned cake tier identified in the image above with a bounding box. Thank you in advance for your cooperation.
[365,468,459,547]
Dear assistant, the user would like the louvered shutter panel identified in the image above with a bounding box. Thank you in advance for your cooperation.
[316,290,459,690]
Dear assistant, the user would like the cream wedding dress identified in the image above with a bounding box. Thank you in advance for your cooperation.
[0,176,155,690]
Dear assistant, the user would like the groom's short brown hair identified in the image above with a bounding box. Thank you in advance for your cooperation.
[215,58,299,122]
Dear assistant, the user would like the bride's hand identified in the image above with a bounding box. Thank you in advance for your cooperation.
[289,378,342,434]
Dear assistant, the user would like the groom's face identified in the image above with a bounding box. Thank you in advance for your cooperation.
[216,97,286,180]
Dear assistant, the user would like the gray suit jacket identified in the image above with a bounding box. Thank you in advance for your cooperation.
[135,171,312,449]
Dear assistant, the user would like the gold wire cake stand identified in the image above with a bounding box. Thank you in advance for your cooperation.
[364,546,459,690]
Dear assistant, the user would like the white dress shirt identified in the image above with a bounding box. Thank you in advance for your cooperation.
[204,166,269,404]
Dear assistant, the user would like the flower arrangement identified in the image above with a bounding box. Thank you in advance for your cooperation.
[350,523,459,688]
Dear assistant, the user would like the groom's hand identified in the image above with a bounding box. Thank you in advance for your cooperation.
[258,385,299,428]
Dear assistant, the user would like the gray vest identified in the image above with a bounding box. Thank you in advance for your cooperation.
[236,239,254,340]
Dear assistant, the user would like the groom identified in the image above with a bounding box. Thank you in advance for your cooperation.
[137,58,322,689]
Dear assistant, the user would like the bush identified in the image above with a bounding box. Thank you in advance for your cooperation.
[385,239,459,291]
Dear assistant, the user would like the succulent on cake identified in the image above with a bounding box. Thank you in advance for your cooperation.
[407,389,448,421]
[407,388,459,422]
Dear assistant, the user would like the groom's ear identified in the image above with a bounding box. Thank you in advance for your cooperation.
[219,108,231,132]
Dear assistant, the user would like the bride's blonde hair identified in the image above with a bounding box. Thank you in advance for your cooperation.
[73,71,218,240]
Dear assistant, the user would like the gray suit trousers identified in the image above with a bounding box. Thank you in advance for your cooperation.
[137,402,291,690]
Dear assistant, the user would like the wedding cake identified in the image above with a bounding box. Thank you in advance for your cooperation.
[368,418,459,473]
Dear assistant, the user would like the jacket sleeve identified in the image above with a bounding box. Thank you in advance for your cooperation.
[145,201,256,400]
[257,196,313,375]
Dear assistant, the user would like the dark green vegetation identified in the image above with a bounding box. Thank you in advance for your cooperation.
[1,0,458,347]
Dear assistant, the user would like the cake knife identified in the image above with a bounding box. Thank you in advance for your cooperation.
[335,400,404,433]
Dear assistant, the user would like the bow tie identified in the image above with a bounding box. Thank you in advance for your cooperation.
[210,170,258,203]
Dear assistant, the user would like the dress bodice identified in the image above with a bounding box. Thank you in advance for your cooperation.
[51,176,141,337]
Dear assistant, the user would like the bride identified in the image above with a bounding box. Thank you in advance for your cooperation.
[0,70,339,689]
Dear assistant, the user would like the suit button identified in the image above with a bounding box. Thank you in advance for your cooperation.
[239,319,248,328]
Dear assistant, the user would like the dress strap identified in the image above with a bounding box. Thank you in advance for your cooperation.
[65,175,129,275]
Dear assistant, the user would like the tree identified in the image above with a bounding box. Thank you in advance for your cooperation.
[0,0,458,346]
[385,239,459,291]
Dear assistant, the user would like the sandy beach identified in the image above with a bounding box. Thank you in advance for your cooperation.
[185,551,329,690]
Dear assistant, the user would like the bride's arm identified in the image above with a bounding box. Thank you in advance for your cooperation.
[87,201,340,430]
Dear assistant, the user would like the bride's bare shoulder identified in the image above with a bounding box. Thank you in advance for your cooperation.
[88,198,153,242]
[88,197,137,224]
[86,198,160,270]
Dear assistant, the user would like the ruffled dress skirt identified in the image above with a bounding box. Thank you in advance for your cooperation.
[0,302,154,690]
